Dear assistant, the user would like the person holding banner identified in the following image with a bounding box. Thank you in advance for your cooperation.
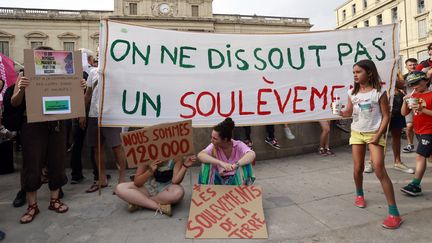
[197,118,255,185]
[338,59,402,229]
[12,46,87,224]
[81,62,127,193]
[115,155,197,216]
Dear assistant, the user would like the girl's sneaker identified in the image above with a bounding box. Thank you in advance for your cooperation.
[401,183,422,196]
[265,137,280,149]
[382,215,402,229]
[284,127,295,140]
[364,162,374,173]
[318,148,327,156]
[393,162,414,174]
[325,148,335,156]
[354,196,366,208]
[402,144,415,153]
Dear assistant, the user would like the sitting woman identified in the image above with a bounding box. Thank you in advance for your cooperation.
[115,155,196,216]
[197,117,256,185]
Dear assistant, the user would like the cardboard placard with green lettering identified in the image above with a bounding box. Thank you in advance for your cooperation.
[121,120,194,168]
[23,49,85,123]
[186,185,268,239]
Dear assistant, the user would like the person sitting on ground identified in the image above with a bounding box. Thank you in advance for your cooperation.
[115,155,197,216]
[197,117,255,185]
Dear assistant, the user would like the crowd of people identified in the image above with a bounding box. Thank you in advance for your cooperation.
[0,43,432,235]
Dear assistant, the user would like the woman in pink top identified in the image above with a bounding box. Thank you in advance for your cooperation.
[197,118,256,185]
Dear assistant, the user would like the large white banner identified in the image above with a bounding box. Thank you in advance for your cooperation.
[99,20,399,127]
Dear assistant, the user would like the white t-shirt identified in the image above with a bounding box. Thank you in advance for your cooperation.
[349,88,386,132]
[86,67,99,118]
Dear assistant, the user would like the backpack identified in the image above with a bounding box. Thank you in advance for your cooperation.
[2,84,25,131]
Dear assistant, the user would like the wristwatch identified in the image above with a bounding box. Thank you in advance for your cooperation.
[235,161,240,168]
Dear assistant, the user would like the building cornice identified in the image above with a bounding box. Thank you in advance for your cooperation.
[0,7,311,27]
[335,0,354,11]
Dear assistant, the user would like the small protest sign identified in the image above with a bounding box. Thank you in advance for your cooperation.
[23,49,85,123]
[121,120,194,168]
[34,50,75,75]
[186,185,268,239]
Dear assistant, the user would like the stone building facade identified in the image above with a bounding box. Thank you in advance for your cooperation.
[0,1,352,162]
[0,0,312,65]
[335,0,432,69]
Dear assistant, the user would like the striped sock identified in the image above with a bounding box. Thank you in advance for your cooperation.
[411,178,421,186]
[356,188,364,196]
[388,204,400,216]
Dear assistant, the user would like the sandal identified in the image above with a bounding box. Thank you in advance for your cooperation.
[48,198,69,213]
[85,182,108,193]
[20,203,40,224]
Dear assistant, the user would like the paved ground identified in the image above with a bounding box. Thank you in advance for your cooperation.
[1,144,432,243]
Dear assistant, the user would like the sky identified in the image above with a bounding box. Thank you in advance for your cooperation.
[0,0,345,30]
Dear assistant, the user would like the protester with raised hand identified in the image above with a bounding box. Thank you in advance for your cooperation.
[115,155,196,216]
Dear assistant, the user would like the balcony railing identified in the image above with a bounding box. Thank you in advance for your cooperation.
[0,7,111,18]
[0,7,310,26]
[214,14,310,25]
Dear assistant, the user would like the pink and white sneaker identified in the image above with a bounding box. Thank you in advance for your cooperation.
[382,215,402,229]
[354,196,366,208]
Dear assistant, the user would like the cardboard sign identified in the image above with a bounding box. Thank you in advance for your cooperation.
[23,49,85,123]
[121,120,194,168]
[186,185,268,239]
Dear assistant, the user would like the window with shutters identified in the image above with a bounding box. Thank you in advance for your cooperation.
[192,5,199,17]
[64,42,75,51]
[130,3,137,15]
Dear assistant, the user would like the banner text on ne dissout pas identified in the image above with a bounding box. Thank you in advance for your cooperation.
[109,38,387,119]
